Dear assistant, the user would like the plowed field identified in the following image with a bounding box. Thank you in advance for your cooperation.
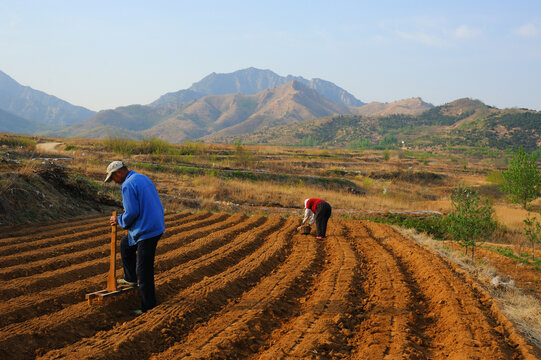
[0,211,538,359]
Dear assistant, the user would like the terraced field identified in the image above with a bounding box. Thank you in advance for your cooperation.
[0,211,538,359]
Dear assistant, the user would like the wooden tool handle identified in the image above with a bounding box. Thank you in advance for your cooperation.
[106,211,118,292]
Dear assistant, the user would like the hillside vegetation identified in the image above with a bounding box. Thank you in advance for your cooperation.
[227,98,541,151]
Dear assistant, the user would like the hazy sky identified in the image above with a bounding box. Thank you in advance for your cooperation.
[1,0,540,111]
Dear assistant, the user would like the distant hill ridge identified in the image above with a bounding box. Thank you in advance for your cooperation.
[0,108,47,134]
[354,97,433,116]
[3,67,540,152]
[0,70,95,128]
[150,67,365,108]
[223,97,541,152]
[58,80,357,142]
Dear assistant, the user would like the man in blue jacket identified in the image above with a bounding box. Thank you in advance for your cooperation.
[105,160,165,315]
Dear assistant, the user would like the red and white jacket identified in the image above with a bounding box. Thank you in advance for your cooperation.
[302,198,325,225]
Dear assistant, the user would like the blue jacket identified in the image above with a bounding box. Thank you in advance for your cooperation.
[117,170,165,246]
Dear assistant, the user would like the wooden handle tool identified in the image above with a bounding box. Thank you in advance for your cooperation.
[106,211,118,292]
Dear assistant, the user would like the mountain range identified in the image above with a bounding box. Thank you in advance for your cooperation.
[0,67,369,139]
[52,79,432,143]
[150,67,364,108]
[0,67,540,151]
[0,70,95,129]
[43,67,433,142]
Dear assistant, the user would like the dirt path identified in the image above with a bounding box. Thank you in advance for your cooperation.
[35,142,64,153]
[0,212,538,359]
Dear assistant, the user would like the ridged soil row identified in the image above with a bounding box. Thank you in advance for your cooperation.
[0,213,105,241]
[0,225,110,259]
[0,211,188,249]
[0,213,263,360]
[39,216,292,360]
[389,227,540,360]
[348,221,430,359]
[0,211,200,268]
[0,211,211,280]
[364,221,536,360]
[0,212,229,300]
[152,220,322,359]
[256,219,358,359]
[0,213,247,328]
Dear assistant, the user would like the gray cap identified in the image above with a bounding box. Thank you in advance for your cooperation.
[104,160,125,183]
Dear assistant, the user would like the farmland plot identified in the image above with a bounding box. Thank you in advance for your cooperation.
[0,212,537,359]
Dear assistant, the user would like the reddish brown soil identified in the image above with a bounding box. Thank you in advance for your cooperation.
[443,241,541,299]
[0,213,538,359]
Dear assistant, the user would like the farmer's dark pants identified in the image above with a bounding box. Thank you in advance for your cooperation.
[315,201,332,238]
[120,233,161,312]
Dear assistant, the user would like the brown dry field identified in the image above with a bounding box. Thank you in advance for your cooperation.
[1,212,540,359]
[1,137,540,358]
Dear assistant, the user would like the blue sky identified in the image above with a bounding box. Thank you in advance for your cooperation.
[1,0,540,111]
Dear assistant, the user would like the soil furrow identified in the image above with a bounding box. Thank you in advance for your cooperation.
[0,226,110,259]
[257,220,358,359]
[0,214,271,359]
[0,211,212,279]
[38,216,290,360]
[0,211,205,266]
[0,215,538,359]
[0,213,248,325]
[0,214,105,241]
[0,214,251,325]
[364,221,533,360]
[0,213,226,298]
[0,212,188,248]
[152,220,321,359]
[348,221,431,359]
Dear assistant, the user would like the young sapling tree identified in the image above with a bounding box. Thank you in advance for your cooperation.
[523,213,541,261]
[447,185,497,261]
[501,147,541,209]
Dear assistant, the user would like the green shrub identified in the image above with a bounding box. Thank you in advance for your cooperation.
[347,138,372,150]
[369,214,449,239]
[301,136,320,147]
[139,137,173,155]
[326,169,347,176]
[234,143,256,167]
[180,141,205,155]
[104,136,174,156]
[486,170,504,185]
[0,136,36,149]
[379,134,399,149]
[103,137,138,155]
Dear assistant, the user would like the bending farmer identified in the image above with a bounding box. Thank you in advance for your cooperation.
[105,161,165,315]
[298,198,332,239]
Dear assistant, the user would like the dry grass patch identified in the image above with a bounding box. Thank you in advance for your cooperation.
[185,175,426,212]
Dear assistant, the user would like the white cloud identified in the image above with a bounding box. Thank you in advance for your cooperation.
[454,25,482,39]
[513,23,539,38]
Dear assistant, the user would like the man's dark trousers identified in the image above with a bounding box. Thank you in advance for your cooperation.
[315,201,332,238]
[120,233,161,312]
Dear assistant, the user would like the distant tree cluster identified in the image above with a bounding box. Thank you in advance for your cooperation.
[300,135,320,147]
